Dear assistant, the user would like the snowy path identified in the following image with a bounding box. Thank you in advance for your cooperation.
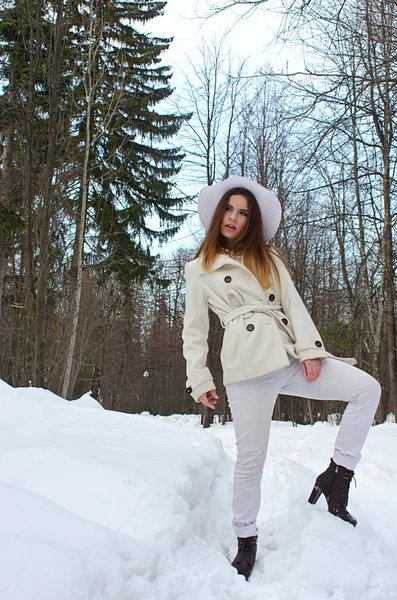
[191,419,397,600]
[0,381,396,600]
[213,419,397,557]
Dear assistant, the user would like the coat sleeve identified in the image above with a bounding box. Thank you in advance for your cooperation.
[274,255,328,363]
[182,261,215,402]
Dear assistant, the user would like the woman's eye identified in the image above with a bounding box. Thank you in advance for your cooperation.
[240,211,248,217]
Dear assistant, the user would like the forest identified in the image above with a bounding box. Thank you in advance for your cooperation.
[0,0,396,426]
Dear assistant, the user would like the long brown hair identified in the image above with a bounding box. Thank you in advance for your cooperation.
[195,187,281,289]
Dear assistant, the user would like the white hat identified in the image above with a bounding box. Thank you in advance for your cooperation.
[197,176,281,242]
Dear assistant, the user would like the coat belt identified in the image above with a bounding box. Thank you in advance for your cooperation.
[221,303,290,334]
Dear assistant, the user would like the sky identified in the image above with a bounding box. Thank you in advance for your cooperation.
[144,0,305,258]
[149,0,300,85]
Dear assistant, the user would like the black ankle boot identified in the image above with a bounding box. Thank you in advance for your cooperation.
[308,459,357,527]
[231,535,257,580]
[328,463,357,526]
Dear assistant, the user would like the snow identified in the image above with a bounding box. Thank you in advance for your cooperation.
[0,379,396,599]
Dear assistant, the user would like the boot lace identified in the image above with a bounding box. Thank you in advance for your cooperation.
[340,471,356,507]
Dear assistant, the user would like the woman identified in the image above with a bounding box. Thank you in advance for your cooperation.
[182,176,381,581]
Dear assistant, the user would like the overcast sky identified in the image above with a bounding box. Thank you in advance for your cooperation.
[145,0,303,258]
[149,0,300,81]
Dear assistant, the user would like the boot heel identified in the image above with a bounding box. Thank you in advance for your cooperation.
[308,485,322,504]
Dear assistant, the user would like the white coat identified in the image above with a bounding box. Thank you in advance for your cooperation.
[182,251,356,401]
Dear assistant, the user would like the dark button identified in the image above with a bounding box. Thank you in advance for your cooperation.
[315,341,323,348]
[247,324,255,332]
[282,318,288,325]
[186,386,192,394]
[224,276,232,283]
[269,294,275,302]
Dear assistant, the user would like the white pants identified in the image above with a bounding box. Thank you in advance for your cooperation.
[226,357,381,537]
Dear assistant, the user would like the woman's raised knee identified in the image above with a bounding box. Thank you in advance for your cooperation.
[362,373,382,400]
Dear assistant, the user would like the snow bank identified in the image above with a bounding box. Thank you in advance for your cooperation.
[1,380,396,599]
[0,482,153,600]
[0,381,241,599]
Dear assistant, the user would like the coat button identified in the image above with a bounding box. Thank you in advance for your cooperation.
[186,386,192,394]
[315,341,322,348]
[247,324,255,332]
[282,318,288,325]
[224,276,232,283]
[269,294,275,302]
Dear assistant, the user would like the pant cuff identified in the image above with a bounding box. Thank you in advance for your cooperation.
[232,521,258,538]
[332,449,360,471]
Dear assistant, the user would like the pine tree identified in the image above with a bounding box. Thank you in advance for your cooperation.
[68,0,187,285]
[0,0,188,396]
[61,0,188,397]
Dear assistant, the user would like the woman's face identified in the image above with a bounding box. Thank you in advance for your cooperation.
[220,194,249,242]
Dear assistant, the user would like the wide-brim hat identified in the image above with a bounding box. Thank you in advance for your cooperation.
[197,176,281,242]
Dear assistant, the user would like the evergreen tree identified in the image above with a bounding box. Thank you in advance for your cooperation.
[68,0,188,285]
[0,0,188,395]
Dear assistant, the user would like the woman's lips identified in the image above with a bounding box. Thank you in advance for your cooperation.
[225,224,236,230]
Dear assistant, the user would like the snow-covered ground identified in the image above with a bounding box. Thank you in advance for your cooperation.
[1,380,396,600]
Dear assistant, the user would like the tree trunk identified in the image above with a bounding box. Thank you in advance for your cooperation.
[23,0,45,385]
[35,0,65,387]
[0,127,14,317]
[62,1,101,399]
[62,115,91,398]
[307,399,314,425]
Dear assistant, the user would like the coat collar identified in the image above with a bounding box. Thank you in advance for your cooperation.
[195,253,275,295]
[197,253,253,278]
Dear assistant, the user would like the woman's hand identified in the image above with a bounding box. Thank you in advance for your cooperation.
[301,358,321,383]
[198,389,219,410]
